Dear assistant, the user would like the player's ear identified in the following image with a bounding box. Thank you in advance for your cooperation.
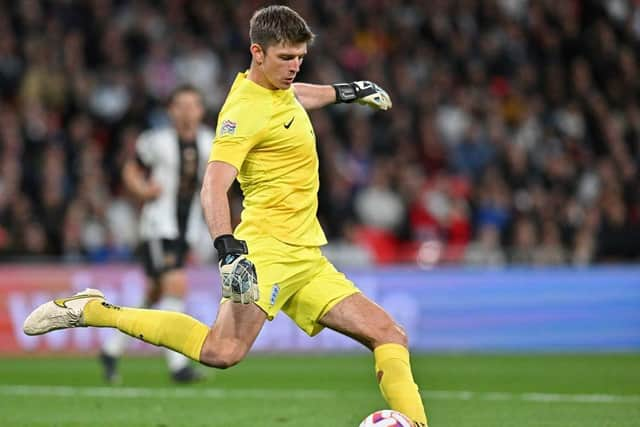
[250,43,265,65]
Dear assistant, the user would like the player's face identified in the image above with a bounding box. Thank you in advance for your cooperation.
[259,42,307,90]
[169,91,204,134]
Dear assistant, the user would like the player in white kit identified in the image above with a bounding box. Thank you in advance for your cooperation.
[100,85,213,383]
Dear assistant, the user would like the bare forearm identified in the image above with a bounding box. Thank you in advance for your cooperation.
[292,83,336,110]
[201,161,238,239]
[201,180,232,239]
[123,161,159,202]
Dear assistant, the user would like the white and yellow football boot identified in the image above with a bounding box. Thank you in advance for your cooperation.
[23,288,105,335]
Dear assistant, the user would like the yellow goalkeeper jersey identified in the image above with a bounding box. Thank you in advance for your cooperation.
[209,72,327,247]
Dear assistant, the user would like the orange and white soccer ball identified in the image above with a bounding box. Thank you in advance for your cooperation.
[359,409,413,427]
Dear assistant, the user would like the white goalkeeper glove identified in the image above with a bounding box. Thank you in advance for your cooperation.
[333,81,392,110]
[214,235,259,304]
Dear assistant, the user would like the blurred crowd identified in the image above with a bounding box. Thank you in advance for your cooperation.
[1,0,639,266]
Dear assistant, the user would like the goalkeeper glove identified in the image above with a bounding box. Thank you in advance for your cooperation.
[333,81,392,110]
[214,234,259,304]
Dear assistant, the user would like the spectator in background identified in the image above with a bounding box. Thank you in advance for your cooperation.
[464,223,507,267]
[450,120,495,180]
[354,159,405,233]
[509,216,538,265]
[534,220,567,266]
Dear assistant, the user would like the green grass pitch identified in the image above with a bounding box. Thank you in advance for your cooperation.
[1,353,639,426]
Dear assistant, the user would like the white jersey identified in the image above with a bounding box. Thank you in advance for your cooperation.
[135,126,214,245]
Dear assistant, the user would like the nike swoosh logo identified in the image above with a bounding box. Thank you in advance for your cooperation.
[284,117,295,129]
[53,294,103,308]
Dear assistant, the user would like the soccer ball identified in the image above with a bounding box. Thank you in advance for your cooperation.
[359,409,413,427]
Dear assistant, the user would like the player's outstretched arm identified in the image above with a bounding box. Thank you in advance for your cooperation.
[292,83,336,110]
[293,81,392,111]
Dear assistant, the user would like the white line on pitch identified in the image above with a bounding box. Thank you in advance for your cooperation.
[0,385,638,404]
[420,390,640,404]
[0,385,331,399]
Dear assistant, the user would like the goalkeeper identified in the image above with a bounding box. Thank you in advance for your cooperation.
[24,5,427,427]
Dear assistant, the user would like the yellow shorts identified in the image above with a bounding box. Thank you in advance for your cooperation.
[228,232,360,336]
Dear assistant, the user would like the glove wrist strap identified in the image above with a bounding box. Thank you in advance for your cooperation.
[213,234,248,261]
[333,83,357,103]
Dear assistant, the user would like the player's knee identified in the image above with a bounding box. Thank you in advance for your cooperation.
[199,341,247,369]
[371,319,408,349]
[200,349,243,369]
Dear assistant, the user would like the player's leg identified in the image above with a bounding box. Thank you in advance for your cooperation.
[25,231,273,371]
[99,239,197,382]
[319,293,427,427]
[199,300,267,368]
[151,239,203,380]
[93,293,267,371]
[86,230,269,370]
[282,255,427,427]
[24,287,266,369]
[156,268,205,381]
[99,273,162,384]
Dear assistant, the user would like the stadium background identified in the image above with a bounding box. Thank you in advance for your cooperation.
[0,1,639,426]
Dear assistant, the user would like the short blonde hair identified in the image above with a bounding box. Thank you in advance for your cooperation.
[249,5,315,49]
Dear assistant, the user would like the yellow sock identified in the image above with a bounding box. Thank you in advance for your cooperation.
[83,300,209,361]
[374,343,428,426]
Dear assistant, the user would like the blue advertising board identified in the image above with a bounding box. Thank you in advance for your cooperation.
[5,265,640,353]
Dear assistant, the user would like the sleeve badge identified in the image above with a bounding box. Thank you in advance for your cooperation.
[220,119,237,136]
